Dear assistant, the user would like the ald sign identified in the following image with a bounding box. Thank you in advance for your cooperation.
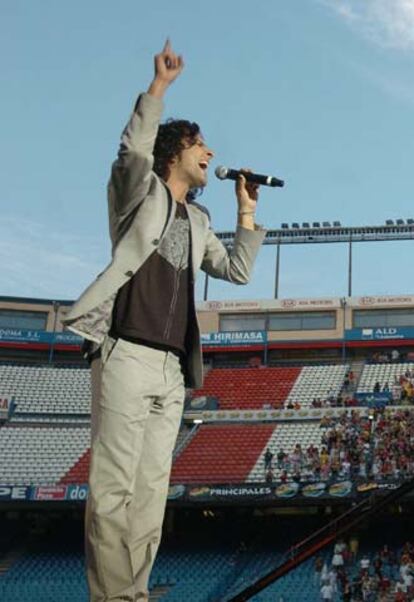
[346,327,414,341]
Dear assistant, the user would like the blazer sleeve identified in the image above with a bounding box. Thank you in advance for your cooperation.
[108,93,164,222]
[201,224,266,284]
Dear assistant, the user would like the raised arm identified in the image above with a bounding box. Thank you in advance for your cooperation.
[108,41,184,231]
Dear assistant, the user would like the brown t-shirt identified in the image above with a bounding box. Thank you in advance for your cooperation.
[111,202,191,355]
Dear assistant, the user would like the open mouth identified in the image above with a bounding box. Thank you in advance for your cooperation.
[199,161,209,171]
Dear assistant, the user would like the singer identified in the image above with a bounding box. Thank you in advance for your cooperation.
[63,40,266,602]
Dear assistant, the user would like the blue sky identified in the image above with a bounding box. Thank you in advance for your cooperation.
[1,0,414,303]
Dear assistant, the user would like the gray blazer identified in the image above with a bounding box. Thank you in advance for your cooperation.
[63,93,266,387]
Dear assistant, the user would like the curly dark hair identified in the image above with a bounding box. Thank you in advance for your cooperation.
[153,118,202,201]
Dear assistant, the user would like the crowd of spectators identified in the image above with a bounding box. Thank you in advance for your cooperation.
[264,409,414,485]
[371,349,406,364]
[317,538,414,601]
[386,371,414,404]
[309,370,359,409]
[261,361,414,411]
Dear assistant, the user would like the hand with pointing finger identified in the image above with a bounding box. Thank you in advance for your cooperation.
[148,39,184,98]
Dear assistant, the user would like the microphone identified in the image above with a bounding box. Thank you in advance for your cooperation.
[215,165,284,188]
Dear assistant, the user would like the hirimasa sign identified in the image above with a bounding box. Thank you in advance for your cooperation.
[201,331,267,346]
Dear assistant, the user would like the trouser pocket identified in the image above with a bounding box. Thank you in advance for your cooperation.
[101,335,120,367]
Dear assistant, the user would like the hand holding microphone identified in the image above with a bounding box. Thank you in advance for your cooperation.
[215,166,284,226]
[230,168,261,223]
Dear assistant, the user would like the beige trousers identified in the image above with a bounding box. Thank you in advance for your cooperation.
[86,336,185,602]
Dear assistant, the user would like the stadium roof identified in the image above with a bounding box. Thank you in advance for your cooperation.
[216,222,414,246]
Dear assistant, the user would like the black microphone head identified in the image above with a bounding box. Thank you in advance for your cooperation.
[215,165,228,180]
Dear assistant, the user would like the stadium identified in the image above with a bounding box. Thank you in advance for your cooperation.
[6,0,414,597]
[2,255,414,601]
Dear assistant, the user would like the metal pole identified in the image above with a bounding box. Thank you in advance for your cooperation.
[203,273,209,301]
[48,301,59,365]
[274,242,281,299]
[341,297,346,362]
[348,237,353,297]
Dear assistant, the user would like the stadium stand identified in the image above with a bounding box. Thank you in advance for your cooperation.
[59,448,90,485]
[171,424,275,484]
[358,361,414,396]
[0,364,91,415]
[0,426,90,485]
[191,364,352,410]
[3,512,414,602]
[2,338,414,600]
[284,364,350,408]
[192,366,301,410]
[0,513,334,602]
[247,421,323,483]
[2,377,414,491]
[1,361,341,416]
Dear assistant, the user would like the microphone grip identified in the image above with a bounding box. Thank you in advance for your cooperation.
[227,169,284,188]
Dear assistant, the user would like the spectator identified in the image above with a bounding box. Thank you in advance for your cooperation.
[378,573,391,595]
[277,449,286,470]
[351,576,363,600]
[349,535,359,562]
[328,567,337,594]
[380,544,390,563]
[314,555,323,584]
[320,581,334,602]
[332,548,344,570]
[264,448,273,470]
[265,467,274,484]
[248,356,262,368]
[360,553,371,574]
[394,582,407,601]
[391,349,400,362]
[342,579,352,602]
[321,561,329,584]
[373,554,383,578]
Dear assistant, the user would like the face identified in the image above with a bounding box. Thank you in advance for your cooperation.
[171,134,214,188]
